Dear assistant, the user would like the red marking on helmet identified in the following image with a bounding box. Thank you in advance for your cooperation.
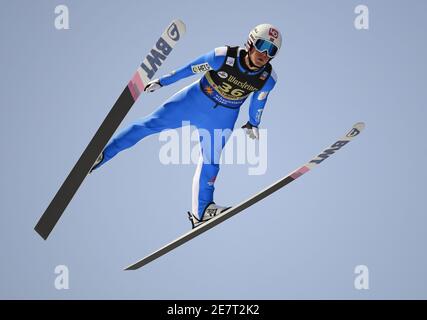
[269,28,279,38]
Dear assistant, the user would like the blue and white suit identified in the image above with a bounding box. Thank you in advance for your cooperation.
[93,46,277,218]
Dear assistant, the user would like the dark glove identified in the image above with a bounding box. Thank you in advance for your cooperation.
[242,121,259,140]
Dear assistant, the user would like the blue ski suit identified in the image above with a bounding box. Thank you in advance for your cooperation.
[93,46,277,218]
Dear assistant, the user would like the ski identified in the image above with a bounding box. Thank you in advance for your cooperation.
[35,20,186,240]
[125,122,365,270]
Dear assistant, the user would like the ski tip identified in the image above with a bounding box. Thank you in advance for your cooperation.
[353,122,366,131]
[171,19,186,34]
[345,122,365,138]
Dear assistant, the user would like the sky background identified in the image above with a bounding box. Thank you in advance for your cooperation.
[1,0,426,299]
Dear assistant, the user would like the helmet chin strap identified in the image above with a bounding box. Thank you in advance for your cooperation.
[247,54,259,69]
[246,46,261,70]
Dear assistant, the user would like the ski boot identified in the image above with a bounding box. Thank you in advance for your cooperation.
[188,202,231,229]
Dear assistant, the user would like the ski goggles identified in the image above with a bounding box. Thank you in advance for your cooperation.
[253,39,279,58]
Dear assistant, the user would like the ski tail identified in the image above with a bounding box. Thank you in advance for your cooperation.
[124,122,365,270]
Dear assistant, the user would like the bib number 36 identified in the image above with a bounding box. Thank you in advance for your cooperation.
[219,82,245,97]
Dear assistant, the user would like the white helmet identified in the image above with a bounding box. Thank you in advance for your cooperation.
[246,23,282,58]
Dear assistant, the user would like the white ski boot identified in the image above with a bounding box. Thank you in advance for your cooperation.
[89,152,104,173]
[188,203,231,229]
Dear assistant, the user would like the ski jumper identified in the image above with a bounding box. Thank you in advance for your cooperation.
[92,46,277,218]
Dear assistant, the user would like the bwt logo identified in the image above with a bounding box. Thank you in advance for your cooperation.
[346,127,361,138]
[167,22,180,41]
[310,140,350,164]
[140,22,181,79]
